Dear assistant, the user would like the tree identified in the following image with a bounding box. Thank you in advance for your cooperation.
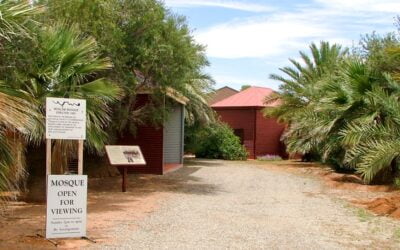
[183,74,215,125]
[264,41,348,160]
[28,25,121,172]
[41,0,212,135]
[340,45,400,183]
[241,85,251,91]
[0,23,121,190]
[266,35,400,184]
[0,1,42,200]
[0,0,214,200]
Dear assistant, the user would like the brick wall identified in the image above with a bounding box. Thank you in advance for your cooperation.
[117,94,164,175]
[255,109,285,157]
[214,107,286,159]
[214,108,256,158]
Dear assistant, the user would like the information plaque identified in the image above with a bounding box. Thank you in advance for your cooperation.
[46,97,86,140]
[105,145,146,165]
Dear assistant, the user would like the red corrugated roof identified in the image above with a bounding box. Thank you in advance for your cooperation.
[211,86,278,108]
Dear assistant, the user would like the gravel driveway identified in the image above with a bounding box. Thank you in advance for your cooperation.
[95,159,400,249]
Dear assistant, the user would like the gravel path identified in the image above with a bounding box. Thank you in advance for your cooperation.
[95,159,400,249]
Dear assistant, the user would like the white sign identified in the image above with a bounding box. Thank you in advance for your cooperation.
[105,145,146,165]
[46,97,86,140]
[46,175,87,239]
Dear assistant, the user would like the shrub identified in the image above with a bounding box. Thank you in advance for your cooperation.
[192,123,247,160]
[394,178,400,189]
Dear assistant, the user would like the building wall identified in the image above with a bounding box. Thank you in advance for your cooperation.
[214,107,285,159]
[163,104,184,164]
[214,108,256,158]
[117,94,164,175]
[255,109,285,157]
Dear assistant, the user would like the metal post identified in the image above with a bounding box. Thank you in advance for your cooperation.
[122,167,127,192]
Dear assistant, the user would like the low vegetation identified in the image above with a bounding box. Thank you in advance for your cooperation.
[186,122,248,160]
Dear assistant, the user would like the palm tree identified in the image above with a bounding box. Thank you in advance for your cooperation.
[0,1,42,41]
[271,39,400,183]
[341,84,400,183]
[25,24,121,172]
[303,58,382,168]
[183,74,216,125]
[264,41,348,159]
[339,46,400,183]
[0,91,40,196]
[0,23,121,197]
[0,1,42,200]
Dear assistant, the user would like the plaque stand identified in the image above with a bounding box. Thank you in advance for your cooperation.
[105,145,146,192]
[122,166,128,192]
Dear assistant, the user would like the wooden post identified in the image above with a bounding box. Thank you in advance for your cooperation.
[122,167,127,192]
[78,140,84,175]
[46,139,52,176]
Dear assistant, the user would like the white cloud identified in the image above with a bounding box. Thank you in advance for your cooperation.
[164,0,399,86]
[195,13,335,58]
[315,0,400,13]
[163,0,274,12]
[193,1,398,59]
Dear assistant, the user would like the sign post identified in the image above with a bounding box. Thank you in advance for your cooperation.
[105,145,146,192]
[45,97,87,239]
[45,175,88,239]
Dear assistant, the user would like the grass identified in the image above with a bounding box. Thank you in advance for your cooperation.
[394,228,400,240]
[356,208,373,222]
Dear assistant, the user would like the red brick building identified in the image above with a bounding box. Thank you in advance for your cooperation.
[118,88,188,175]
[211,86,285,159]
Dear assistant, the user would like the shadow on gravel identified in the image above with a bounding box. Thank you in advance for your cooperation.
[88,163,222,200]
[156,165,223,195]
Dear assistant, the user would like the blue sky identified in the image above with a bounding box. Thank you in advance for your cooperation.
[163,0,400,90]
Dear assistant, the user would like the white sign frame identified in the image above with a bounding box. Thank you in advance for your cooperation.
[45,97,88,239]
[46,175,88,239]
[46,97,86,140]
[105,145,146,166]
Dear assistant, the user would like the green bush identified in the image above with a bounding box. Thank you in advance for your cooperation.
[394,178,400,189]
[192,122,248,160]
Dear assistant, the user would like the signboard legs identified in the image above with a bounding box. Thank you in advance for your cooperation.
[78,140,84,175]
[46,139,52,176]
[46,139,84,175]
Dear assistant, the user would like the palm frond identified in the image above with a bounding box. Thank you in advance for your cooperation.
[0,1,42,41]
[356,139,400,183]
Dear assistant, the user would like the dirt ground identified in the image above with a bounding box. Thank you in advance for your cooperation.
[1,159,400,249]
[250,160,400,219]
[0,175,173,249]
